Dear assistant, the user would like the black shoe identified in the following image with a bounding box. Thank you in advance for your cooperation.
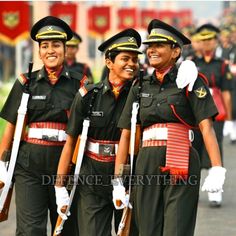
[209,201,221,208]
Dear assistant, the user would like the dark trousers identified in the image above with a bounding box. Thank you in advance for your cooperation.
[76,185,122,236]
[134,146,200,236]
[14,142,79,236]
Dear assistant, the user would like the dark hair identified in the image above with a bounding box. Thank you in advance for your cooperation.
[171,43,181,62]
[105,50,121,62]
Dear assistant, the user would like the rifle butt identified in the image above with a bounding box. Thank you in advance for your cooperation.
[53,216,63,236]
[117,207,132,236]
[0,184,14,222]
[53,206,67,236]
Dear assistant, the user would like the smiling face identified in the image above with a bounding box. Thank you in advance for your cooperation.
[146,43,181,70]
[39,40,65,70]
[106,51,139,83]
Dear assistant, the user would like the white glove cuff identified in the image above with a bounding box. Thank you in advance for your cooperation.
[111,177,124,187]
[55,186,70,206]
[209,166,226,176]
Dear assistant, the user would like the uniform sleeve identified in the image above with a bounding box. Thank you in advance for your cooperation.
[221,62,233,91]
[0,79,24,124]
[66,92,86,137]
[118,84,138,129]
[187,77,218,124]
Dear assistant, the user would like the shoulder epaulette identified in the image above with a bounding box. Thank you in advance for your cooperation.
[79,83,103,97]
[69,70,89,86]
[132,78,139,86]
[18,73,28,85]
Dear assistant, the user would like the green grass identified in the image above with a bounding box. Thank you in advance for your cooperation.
[0,82,13,138]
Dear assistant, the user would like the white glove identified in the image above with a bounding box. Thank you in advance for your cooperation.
[201,166,226,193]
[176,60,198,91]
[55,186,70,220]
[0,160,8,186]
[112,178,132,210]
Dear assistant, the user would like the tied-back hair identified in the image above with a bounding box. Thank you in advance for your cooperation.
[105,50,121,62]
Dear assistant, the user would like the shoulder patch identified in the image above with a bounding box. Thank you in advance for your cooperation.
[80,75,89,86]
[194,86,208,98]
[18,74,28,85]
[79,83,103,97]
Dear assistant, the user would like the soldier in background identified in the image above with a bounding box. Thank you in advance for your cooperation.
[192,23,233,207]
[216,26,236,143]
[65,32,94,83]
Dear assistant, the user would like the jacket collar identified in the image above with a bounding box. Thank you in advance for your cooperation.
[36,65,72,81]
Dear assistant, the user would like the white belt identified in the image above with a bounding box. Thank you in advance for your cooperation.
[86,141,118,156]
[28,128,67,142]
[143,127,194,142]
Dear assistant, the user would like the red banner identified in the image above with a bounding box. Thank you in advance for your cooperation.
[50,2,77,31]
[140,10,157,29]
[0,1,30,45]
[177,10,193,28]
[158,10,176,26]
[117,8,137,30]
[88,6,110,36]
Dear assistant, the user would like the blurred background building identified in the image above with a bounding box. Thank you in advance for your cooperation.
[0,1,234,83]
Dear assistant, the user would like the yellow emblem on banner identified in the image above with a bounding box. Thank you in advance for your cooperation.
[3,12,19,29]
[194,86,207,98]
[95,16,107,27]
[124,17,133,27]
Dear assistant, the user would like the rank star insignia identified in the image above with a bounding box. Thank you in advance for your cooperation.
[194,86,207,98]
[47,26,53,31]
[128,37,134,42]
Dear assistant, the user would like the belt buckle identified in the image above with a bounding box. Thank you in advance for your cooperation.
[42,129,59,141]
[99,144,116,156]
[42,134,59,141]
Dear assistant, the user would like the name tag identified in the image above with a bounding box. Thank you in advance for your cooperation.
[91,111,103,117]
[32,95,46,100]
[141,93,152,98]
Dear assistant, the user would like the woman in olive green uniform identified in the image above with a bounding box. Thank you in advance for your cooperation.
[55,28,142,236]
[0,16,84,236]
[114,19,226,236]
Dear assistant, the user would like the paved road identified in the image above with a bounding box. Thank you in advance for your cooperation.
[1,137,236,236]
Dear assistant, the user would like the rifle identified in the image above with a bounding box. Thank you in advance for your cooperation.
[53,88,98,236]
[0,62,33,222]
[117,69,144,236]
